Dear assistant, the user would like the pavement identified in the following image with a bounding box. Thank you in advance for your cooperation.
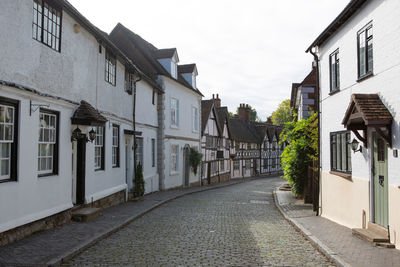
[0,179,246,267]
[64,177,333,266]
[274,186,400,267]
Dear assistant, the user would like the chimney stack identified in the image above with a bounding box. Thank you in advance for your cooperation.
[238,103,250,122]
[213,93,221,107]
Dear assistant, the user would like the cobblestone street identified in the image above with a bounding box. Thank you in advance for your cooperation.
[64,178,333,266]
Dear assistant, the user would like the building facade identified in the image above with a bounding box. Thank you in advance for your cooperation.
[110,24,203,191]
[0,0,146,244]
[307,0,400,249]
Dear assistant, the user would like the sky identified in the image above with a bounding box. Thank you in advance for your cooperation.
[68,0,350,120]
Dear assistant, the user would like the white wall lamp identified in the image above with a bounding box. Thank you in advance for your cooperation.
[350,138,362,153]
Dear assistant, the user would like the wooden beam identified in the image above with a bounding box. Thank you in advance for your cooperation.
[351,129,367,148]
[375,126,392,148]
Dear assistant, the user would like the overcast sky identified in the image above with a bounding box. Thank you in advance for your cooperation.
[68,0,350,120]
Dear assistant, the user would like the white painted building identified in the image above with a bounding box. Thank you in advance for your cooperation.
[0,0,148,242]
[110,24,203,190]
[307,0,400,249]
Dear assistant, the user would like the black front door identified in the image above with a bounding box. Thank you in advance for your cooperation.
[76,137,86,205]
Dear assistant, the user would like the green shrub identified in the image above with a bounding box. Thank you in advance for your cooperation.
[280,113,318,197]
[133,162,145,197]
[189,148,202,175]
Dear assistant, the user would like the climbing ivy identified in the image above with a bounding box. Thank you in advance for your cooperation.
[279,113,318,197]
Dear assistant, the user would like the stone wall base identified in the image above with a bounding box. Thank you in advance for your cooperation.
[201,172,231,185]
[0,209,71,247]
[0,189,126,247]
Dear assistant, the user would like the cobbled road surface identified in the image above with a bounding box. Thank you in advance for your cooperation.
[64,177,334,266]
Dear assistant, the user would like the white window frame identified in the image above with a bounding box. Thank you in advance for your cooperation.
[170,144,179,173]
[38,111,57,175]
[171,57,177,79]
[94,126,104,170]
[170,98,179,128]
[192,106,199,132]
[112,125,119,167]
[0,104,15,180]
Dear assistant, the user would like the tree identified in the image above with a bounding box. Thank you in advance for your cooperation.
[279,113,318,197]
[270,99,292,125]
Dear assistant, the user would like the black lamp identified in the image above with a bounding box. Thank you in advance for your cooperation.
[88,128,96,142]
[71,127,82,142]
[350,138,362,153]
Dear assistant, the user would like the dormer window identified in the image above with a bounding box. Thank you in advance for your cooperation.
[171,57,177,79]
[192,73,196,89]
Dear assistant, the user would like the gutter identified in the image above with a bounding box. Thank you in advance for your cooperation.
[309,48,321,216]
[132,72,142,190]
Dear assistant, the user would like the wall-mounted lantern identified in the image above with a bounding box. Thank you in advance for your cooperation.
[88,128,96,142]
[350,138,362,153]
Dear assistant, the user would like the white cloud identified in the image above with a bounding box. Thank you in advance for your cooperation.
[69,0,350,120]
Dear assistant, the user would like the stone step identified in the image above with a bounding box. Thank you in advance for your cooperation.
[368,222,388,237]
[375,242,395,248]
[71,207,102,222]
[352,228,389,243]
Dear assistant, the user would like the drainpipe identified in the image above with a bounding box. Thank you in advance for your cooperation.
[309,47,321,216]
[132,71,142,188]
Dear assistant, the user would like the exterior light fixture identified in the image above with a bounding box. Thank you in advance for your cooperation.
[350,138,362,153]
[71,127,82,142]
[88,128,96,142]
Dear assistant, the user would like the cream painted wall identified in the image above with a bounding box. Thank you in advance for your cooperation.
[317,0,400,247]
[320,172,370,229]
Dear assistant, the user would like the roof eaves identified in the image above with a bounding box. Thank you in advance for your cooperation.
[306,0,368,52]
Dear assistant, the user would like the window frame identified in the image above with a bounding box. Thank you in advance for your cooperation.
[329,49,340,93]
[124,69,134,94]
[192,106,199,132]
[0,97,19,182]
[37,108,59,177]
[112,124,120,168]
[32,0,62,52]
[105,50,117,86]
[330,130,352,174]
[170,144,179,173]
[357,22,373,80]
[94,126,105,171]
[151,138,155,167]
[170,98,179,128]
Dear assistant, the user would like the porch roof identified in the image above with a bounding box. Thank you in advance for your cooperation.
[342,94,393,147]
[71,100,107,126]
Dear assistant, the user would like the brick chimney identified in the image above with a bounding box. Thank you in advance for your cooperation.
[238,103,250,122]
[212,93,221,107]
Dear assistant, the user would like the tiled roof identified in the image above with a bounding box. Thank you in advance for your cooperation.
[228,118,260,143]
[290,83,300,108]
[110,23,203,96]
[71,100,107,126]
[342,94,393,126]
[178,64,197,74]
[154,48,177,59]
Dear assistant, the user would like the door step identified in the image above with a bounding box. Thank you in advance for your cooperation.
[352,222,393,248]
[72,207,102,222]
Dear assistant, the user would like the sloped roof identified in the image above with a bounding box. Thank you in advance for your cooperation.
[178,64,197,74]
[154,48,177,59]
[110,23,203,96]
[342,94,393,126]
[306,0,368,52]
[201,100,214,133]
[71,100,107,126]
[228,118,260,143]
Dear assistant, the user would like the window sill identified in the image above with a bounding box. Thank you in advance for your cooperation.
[329,89,340,96]
[170,171,179,176]
[112,165,120,169]
[95,168,105,172]
[329,171,352,180]
[38,173,58,178]
[0,179,17,184]
[357,72,374,83]
[170,125,179,129]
